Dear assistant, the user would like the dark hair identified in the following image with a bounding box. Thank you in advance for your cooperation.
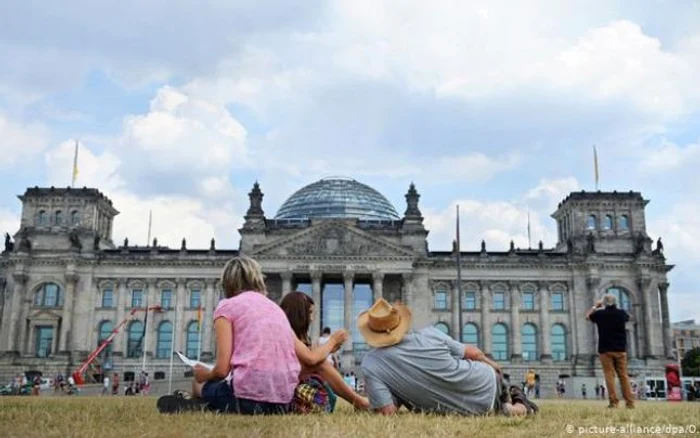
[279,291,315,346]
[322,327,331,335]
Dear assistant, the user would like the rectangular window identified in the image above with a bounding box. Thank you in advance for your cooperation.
[189,290,202,308]
[463,292,476,310]
[102,289,114,308]
[434,290,448,310]
[161,289,173,309]
[522,292,535,310]
[35,326,54,358]
[131,289,143,308]
[493,292,505,310]
[551,292,564,311]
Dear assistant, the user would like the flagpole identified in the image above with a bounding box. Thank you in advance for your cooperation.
[456,205,463,343]
[141,295,149,372]
[197,305,202,361]
[168,314,176,394]
[147,210,153,247]
[527,207,532,249]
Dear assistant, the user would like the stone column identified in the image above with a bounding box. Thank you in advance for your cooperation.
[480,281,491,355]
[144,279,157,358]
[539,282,551,361]
[638,277,655,358]
[343,270,354,353]
[175,278,186,353]
[658,282,672,359]
[510,281,521,361]
[59,273,79,353]
[310,270,322,343]
[401,273,413,308]
[115,278,127,356]
[281,271,293,297]
[9,273,28,354]
[451,280,460,341]
[204,279,216,356]
[372,271,384,301]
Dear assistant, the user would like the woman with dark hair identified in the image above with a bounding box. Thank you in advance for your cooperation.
[280,292,369,410]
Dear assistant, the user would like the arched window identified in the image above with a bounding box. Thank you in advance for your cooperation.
[36,210,49,227]
[587,215,597,230]
[521,323,538,361]
[55,211,64,226]
[434,322,450,335]
[70,211,81,226]
[521,285,535,310]
[492,323,509,360]
[606,287,631,311]
[156,322,173,359]
[127,321,144,358]
[186,321,200,359]
[602,215,613,230]
[462,323,479,347]
[33,283,63,307]
[98,321,114,358]
[618,215,629,231]
[161,288,173,309]
[189,288,202,308]
[433,286,448,310]
[551,324,567,361]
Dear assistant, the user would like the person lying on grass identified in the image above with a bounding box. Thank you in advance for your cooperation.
[358,299,538,416]
[190,256,301,414]
[279,292,370,411]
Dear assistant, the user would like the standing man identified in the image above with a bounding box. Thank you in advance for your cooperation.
[525,369,536,398]
[594,384,600,399]
[586,294,634,409]
[581,383,587,399]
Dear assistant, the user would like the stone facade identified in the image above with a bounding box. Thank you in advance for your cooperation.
[0,183,674,396]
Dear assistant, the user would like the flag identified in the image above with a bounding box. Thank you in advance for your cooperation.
[196,305,203,331]
[593,145,599,190]
[71,140,79,187]
[147,210,152,246]
[455,205,461,253]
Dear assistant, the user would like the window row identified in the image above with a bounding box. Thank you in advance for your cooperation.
[432,287,568,311]
[99,287,203,309]
[35,210,81,227]
[96,320,203,360]
[586,214,630,232]
[434,322,569,362]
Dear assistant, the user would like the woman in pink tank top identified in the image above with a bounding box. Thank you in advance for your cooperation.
[190,256,301,414]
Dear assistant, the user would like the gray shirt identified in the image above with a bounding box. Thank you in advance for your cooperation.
[361,327,497,415]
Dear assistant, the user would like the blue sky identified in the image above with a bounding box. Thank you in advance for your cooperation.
[1,0,699,321]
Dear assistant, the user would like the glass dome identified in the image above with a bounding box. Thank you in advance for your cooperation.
[274,177,400,220]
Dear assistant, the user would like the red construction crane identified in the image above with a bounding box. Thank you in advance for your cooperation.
[72,305,163,385]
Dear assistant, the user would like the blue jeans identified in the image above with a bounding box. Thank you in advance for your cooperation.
[201,380,291,415]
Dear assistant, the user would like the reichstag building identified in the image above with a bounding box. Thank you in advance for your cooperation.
[0,177,674,391]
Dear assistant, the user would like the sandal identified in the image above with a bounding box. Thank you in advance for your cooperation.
[509,385,539,415]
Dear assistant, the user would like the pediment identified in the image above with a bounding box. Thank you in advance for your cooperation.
[28,308,62,321]
[250,223,415,258]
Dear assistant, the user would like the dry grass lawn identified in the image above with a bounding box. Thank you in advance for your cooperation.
[1,397,700,438]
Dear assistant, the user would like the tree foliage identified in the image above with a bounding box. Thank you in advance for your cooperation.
[681,347,700,376]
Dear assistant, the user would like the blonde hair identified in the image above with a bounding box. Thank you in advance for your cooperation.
[220,255,267,298]
[603,294,617,307]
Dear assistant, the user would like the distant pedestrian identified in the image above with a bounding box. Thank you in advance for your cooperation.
[534,375,540,400]
[595,385,600,398]
[600,385,606,400]
[102,376,110,396]
[581,384,587,399]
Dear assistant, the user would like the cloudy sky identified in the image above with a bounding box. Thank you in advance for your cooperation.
[1,1,698,320]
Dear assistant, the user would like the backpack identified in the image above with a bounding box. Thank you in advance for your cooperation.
[291,374,336,414]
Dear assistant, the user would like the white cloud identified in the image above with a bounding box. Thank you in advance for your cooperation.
[429,152,521,183]
[0,113,49,164]
[639,138,700,172]
[0,208,20,238]
[120,86,248,175]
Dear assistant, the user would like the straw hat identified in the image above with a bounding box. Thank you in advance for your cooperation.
[357,299,412,348]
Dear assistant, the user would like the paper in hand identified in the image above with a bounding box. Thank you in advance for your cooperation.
[175,351,214,370]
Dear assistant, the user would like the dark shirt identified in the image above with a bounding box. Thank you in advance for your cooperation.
[589,305,629,353]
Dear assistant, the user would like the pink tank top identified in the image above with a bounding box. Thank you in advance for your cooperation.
[213,291,301,403]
